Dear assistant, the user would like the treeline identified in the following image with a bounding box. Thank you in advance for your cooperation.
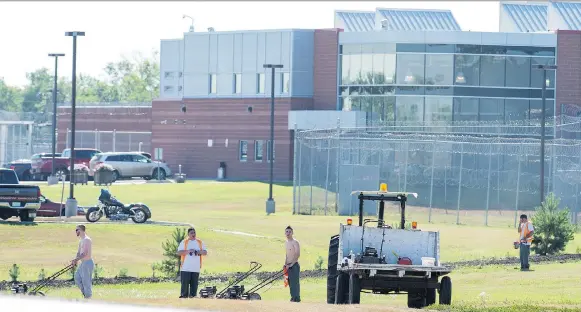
[0,50,160,113]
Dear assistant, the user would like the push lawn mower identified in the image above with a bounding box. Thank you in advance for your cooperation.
[11,263,75,296]
[199,261,262,299]
[238,269,286,300]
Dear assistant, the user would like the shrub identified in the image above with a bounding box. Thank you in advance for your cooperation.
[93,263,104,280]
[38,268,46,281]
[314,256,324,270]
[531,193,576,256]
[95,163,115,172]
[9,264,20,282]
[151,262,161,278]
[160,227,186,277]
[118,268,129,278]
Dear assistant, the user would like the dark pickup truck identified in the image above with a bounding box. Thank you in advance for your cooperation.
[0,168,41,222]
[31,148,100,181]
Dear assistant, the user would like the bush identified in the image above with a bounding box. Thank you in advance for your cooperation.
[118,268,129,278]
[9,264,20,282]
[151,262,161,278]
[531,193,576,255]
[160,227,186,277]
[38,268,46,281]
[314,256,324,270]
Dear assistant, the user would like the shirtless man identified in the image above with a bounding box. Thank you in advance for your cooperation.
[283,225,300,302]
[71,225,94,299]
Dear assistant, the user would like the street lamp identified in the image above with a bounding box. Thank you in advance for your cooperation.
[64,31,85,217]
[263,64,283,214]
[47,53,65,186]
[533,63,558,205]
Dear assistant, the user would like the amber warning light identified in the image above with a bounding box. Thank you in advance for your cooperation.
[412,221,418,229]
[346,218,352,225]
[380,183,387,192]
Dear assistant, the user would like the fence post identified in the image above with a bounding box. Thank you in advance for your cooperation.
[324,135,331,216]
[456,142,464,225]
[403,140,409,192]
[485,143,493,226]
[309,146,314,214]
[27,124,33,157]
[292,123,298,215]
[429,141,436,223]
[297,133,303,215]
[514,145,523,228]
[335,118,341,214]
[113,129,116,152]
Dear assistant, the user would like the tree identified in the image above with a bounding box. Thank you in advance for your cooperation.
[531,193,576,255]
[160,227,186,277]
[0,79,23,111]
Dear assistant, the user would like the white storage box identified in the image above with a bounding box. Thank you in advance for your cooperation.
[421,257,435,266]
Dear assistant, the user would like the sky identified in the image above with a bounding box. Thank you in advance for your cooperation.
[0,1,500,87]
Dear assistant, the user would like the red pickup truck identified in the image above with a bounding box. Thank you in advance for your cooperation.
[31,148,101,181]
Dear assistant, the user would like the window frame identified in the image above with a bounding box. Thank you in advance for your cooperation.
[239,140,248,162]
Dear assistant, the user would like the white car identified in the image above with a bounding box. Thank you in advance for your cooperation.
[89,152,172,181]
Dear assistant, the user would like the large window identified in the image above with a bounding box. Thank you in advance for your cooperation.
[396,96,424,122]
[453,98,479,121]
[371,96,395,123]
[372,53,396,84]
[361,52,373,85]
[239,140,248,161]
[424,97,453,124]
[425,54,454,86]
[257,73,265,94]
[396,54,425,85]
[504,99,529,121]
[530,99,555,119]
[480,56,506,87]
[505,57,531,88]
[254,140,263,161]
[348,54,362,83]
[341,54,351,85]
[531,57,556,89]
[209,74,217,94]
[454,55,480,86]
[479,98,504,121]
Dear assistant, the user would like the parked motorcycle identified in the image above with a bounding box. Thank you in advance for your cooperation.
[85,189,151,223]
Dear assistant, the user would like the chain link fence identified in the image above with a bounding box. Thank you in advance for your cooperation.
[293,115,581,228]
[65,130,151,153]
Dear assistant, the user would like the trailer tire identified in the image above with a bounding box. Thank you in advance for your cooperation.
[426,288,436,306]
[326,235,339,304]
[439,276,452,305]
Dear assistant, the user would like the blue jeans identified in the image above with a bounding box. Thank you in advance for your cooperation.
[519,244,530,269]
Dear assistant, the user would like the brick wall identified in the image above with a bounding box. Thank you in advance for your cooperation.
[313,28,342,111]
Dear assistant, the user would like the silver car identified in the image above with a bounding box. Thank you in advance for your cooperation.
[89,152,172,180]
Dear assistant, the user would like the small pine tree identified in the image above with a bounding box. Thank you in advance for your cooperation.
[161,227,186,277]
[531,193,576,255]
[9,264,20,283]
[314,256,324,270]
[93,263,104,280]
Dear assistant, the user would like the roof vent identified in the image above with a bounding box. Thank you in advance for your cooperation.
[381,19,389,30]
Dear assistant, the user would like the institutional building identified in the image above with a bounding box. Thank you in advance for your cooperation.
[59,1,581,181]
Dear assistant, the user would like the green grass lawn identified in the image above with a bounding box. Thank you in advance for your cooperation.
[12,261,581,312]
[1,181,580,281]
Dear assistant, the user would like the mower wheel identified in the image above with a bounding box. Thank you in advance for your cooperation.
[247,293,261,300]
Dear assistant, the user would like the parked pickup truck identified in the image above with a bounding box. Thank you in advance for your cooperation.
[0,168,41,222]
[31,148,101,181]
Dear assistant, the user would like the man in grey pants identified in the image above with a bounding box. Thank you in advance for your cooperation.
[71,225,94,299]
[284,226,301,302]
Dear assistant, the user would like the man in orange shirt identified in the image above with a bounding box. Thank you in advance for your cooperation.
[517,214,534,271]
[176,227,208,298]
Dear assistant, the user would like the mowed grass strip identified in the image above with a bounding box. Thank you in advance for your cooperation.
[7,262,581,311]
[1,181,580,281]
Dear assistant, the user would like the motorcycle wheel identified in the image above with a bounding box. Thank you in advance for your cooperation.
[131,208,148,224]
[86,207,103,223]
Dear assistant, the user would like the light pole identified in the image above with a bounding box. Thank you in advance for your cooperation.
[533,64,558,205]
[64,31,85,217]
[48,53,65,185]
[263,64,283,214]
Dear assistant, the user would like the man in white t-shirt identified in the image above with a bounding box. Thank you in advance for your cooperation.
[518,214,534,271]
[176,227,207,298]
